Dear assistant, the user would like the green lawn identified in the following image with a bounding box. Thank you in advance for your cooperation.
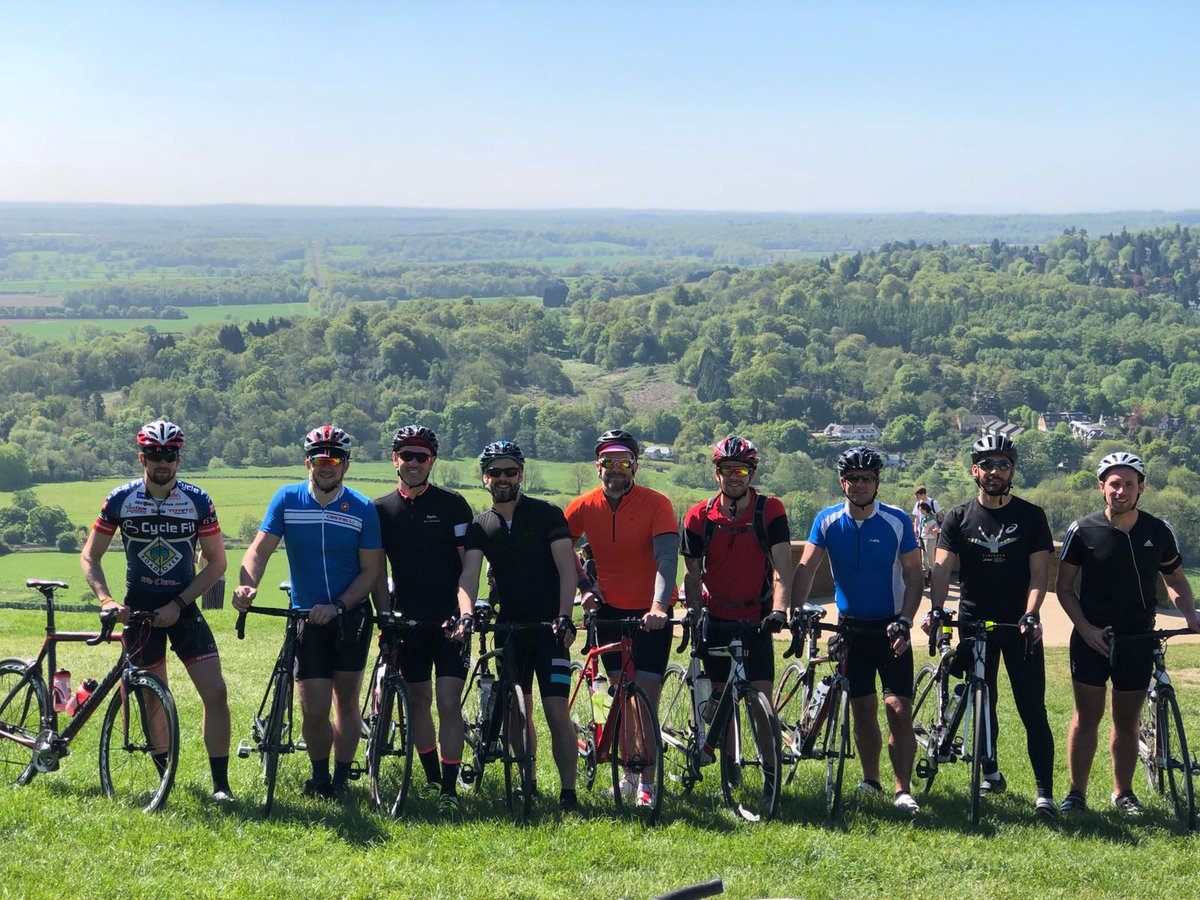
[0,302,313,341]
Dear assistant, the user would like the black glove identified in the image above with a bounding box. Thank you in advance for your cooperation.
[553,615,577,640]
[1018,612,1041,633]
[761,610,787,634]
[887,617,912,643]
[378,625,401,650]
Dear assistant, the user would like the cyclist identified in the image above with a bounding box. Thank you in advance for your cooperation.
[565,428,678,808]
[371,425,474,814]
[232,426,382,799]
[454,440,580,812]
[792,446,923,814]
[927,434,1057,820]
[680,438,792,717]
[1056,450,1200,816]
[80,420,234,801]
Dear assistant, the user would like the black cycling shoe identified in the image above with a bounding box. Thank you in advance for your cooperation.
[1034,797,1058,821]
[302,776,335,799]
[980,771,1007,795]
[1059,789,1088,814]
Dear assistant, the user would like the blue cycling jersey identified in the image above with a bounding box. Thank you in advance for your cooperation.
[260,482,382,610]
[807,500,918,619]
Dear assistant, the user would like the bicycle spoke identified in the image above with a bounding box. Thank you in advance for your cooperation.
[720,687,781,822]
[0,660,48,786]
[98,672,179,812]
[659,665,699,793]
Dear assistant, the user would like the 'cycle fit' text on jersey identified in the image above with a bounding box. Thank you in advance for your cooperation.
[807,500,918,619]
[260,482,382,611]
[93,478,220,592]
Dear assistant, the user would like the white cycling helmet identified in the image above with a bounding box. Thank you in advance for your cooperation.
[1096,451,1145,481]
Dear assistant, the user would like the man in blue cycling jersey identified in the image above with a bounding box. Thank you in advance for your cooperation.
[233,426,382,799]
[792,446,924,814]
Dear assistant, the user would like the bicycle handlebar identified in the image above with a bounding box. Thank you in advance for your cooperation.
[235,604,310,640]
[86,609,159,646]
[1107,627,1196,668]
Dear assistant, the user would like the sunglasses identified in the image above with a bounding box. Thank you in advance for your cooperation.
[598,458,634,470]
[398,451,432,463]
[717,465,753,477]
[309,455,346,467]
[143,449,179,463]
[976,459,1014,472]
[485,467,521,479]
[842,474,878,484]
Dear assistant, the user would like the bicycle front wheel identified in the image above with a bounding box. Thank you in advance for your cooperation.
[98,670,179,812]
[0,659,49,786]
[1138,690,1160,795]
[967,682,988,825]
[369,674,414,817]
[568,661,598,792]
[260,669,292,817]
[772,661,810,784]
[823,682,850,822]
[659,664,698,793]
[1158,689,1196,832]
[911,663,942,793]
[720,686,782,822]
[458,664,489,794]
[502,683,533,823]
[610,683,663,824]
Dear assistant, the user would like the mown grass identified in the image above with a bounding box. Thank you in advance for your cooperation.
[0,590,1198,898]
[0,302,313,341]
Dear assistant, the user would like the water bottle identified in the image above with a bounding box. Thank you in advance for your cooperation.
[694,675,714,723]
[52,669,72,713]
[67,678,99,717]
[807,674,832,721]
[591,673,612,722]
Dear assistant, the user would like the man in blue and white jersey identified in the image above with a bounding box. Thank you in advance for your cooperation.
[791,446,924,813]
[233,425,382,799]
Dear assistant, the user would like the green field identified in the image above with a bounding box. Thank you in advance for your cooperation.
[0,302,313,341]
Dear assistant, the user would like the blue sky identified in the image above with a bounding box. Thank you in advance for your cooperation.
[2,2,1197,212]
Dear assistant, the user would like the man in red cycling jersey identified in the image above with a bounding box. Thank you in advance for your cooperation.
[565,429,677,808]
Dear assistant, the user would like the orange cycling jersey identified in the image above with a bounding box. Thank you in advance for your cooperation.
[565,484,679,610]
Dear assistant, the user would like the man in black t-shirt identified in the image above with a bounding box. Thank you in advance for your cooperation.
[454,440,580,811]
[927,434,1056,820]
[372,425,474,813]
[1056,451,1200,817]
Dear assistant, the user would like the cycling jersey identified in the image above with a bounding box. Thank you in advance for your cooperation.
[374,484,472,623]
[565,484,678,610]
[807,500,917,619]
[93,478,220,594]
[259,482,382,611]
[1059,508,1183,633]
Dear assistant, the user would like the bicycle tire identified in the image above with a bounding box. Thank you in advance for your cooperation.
[772,660,809,783]
[824,682,850,822]
[261,668,291,817]
[502,682,533,823]
[458,663,489,793]
[719,686,782,822]
[968,681,987,825]
[369,674,415,817]
[0,659,48,787]
[98,670,179,813]
[610,682,663,824]
[1138,690,1160,795]
[659,664,699,793]
[1159,689,1196,832]
[568,660,598,792]
[911,663,942,793]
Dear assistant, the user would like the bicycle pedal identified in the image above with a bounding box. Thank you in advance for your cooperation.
[236,739,254,759]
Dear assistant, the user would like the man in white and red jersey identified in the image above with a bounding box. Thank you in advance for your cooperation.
[80,419,234,801]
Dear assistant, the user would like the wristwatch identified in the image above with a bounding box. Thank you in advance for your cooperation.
[334,599,347,616]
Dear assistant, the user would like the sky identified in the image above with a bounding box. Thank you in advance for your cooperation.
[2,1,1198,213]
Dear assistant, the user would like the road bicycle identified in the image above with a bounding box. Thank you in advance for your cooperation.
[361,610,421,817]
[567,609,663,823]
[659,610,782,822]
[912,608,1026,824]
[772,604,854,822]
[0,578,179,812]
[1111,628,1197,831]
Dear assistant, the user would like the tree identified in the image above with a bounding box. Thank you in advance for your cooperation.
[571,463,593,495]
[0,445,31,491]
[25,505,74,545]
[882,415,925,450]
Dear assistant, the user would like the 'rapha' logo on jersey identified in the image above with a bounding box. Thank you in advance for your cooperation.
[968,527,1020,554]
[138,538,183,576]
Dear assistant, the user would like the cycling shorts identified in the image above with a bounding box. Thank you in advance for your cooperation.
[294,607,372,681]
[700,615,775,688]
[589,605,671,684]
[500,626,571,700]
[396,623,469,683]
[1070,629,1153,692]
[121,599,219,668]
[842,616,914,700]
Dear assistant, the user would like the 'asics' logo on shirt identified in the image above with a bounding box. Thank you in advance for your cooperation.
[968,527,1020,554]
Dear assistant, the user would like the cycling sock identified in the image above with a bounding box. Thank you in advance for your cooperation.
[419,746,441,784]
[209,755,231,792]
[559,788,577,805]
[332,759,353,785]
[311,757,331,783]
[441,758,460,796]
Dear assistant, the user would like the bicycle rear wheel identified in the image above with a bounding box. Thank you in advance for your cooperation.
[368,674,414,817]
[568,661,598,792]
[502,683,533,823]
[0,659,48,786]
[98,670,179,812]
[967,682,988,825]
[823,682,850,822]
[719,686,782,822]
[1158,689,1196,832]
[458,664,489,793]
[260,669,291,817]
[610,683,663,824]
[1138,690,1160,794]
[659,664,699,793]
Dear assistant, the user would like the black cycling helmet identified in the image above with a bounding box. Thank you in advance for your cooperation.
[712,436,759,468]
[594,429,639,459]
[479,440,525,470]
[392,424,439,456]
[836,446,883,475]
[971,434,1018,464]
[1097,451,1146,481]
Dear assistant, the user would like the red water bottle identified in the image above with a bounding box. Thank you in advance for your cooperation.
[67,678,99,716]
[52,669,72,712]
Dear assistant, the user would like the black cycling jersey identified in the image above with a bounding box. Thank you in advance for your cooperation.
[464,494,571,623]
[938,496,1053,623]
[1059,508,1183,633]
[374,484,473,624]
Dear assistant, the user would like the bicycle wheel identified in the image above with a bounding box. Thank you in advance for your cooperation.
[772,661,810,783]
[1158,690,1196,832]
[823,682,850,822]
[568,661,598,792]
[967,682,987,825]
[502,683,533,823]
[911,663,941,792]
[98,670,179,812]
[260,669,291,817]
[1138,690,1160,794]
[368,674,415,817]
[610,683,663,824]
[0,659,48,786]
[659,664,699,793]
[719,686,782,822]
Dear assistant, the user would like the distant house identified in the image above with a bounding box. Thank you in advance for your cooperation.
[882,453,905,470]
[1038,411,1087,432]
[1070,421,1107,443]
[822,423,881,442]
[643,445,675,462]
[982,421,1026,440]
[957,413,1002,435]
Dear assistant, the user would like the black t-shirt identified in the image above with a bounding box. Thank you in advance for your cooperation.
[1059,508,1183,633]
[465,494,571,623]
[937,495,1053,622]
[374,484,474,623]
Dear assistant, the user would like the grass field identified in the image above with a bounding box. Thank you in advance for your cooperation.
[0,302,313,341]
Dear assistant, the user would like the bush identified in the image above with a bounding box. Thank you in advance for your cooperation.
[55,530,79,553]
[2,525,24,545]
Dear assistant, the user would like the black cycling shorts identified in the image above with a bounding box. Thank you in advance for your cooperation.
[121,601,219,668]
[589,605,671,684]
[699,615,775,688]
[500,625,572,700]
[397,623,468,683]
[842,617,914,700]
[294,607,372,681]
[1070,629,1153,692]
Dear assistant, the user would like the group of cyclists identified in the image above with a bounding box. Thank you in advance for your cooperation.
[75,416,1200,823]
